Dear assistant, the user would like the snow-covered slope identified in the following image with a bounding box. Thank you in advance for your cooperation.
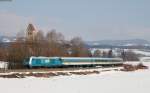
[132,49,150,56]
[0,62,149,93]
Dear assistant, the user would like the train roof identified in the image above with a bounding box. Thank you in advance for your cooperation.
[30,56,59,59]
[29,56,122,60]
[61,57,122,60]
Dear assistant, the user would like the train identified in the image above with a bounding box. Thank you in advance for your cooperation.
[24,56,124,68]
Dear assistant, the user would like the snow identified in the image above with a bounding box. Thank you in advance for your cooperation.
[0,62,150,93]
[140,57,150,62]
[2,38,11,43]
[90,48,122,56]
[0,61,8,69]
[123,43,137,46]
[132,49,150,56]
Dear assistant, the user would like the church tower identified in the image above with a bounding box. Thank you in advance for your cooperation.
[26,23,38,41]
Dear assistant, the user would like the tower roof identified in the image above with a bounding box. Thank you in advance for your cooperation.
[27,23,36,32]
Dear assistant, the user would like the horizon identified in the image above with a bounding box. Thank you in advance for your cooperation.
[0,34,150,43]
[0,0,150,41]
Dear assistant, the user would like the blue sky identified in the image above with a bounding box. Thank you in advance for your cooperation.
[0,0,150,41]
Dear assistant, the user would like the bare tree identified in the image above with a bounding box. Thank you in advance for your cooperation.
[35,30,45,42]
[46,29,58,43]
[45,30,68,57]
[108,49,113,58]
[93,50,101,57]
[70,37,89,57]
[102,51,108,57]
[121,50,139,61]
[0,47,8,61]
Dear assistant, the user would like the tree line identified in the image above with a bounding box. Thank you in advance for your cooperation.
[93,49,139,61]
[0,30,91,68]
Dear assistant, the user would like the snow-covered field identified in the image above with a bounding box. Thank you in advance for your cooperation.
[0,62,150,93]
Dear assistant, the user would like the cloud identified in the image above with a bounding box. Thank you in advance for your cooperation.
[0,12,33,36]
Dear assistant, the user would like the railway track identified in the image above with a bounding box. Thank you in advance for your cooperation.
[0,65,122,73]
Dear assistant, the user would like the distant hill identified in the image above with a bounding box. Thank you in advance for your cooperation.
[86,39,150,49]
[86,39,150,46]
[0,36,16,43]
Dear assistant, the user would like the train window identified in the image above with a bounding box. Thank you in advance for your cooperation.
[32,59,41,64]
[59,58,62,61]
[45,59,49,63]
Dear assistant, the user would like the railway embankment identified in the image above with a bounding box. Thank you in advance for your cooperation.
[0,67,121,78]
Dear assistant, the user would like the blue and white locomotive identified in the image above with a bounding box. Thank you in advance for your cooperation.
[24,56,123,68]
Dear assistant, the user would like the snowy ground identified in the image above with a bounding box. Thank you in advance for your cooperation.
[0,62,150,93]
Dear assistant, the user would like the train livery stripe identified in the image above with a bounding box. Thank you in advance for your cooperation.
[63,62,123,65]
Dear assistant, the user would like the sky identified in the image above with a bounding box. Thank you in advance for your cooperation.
[0,0,150,41]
